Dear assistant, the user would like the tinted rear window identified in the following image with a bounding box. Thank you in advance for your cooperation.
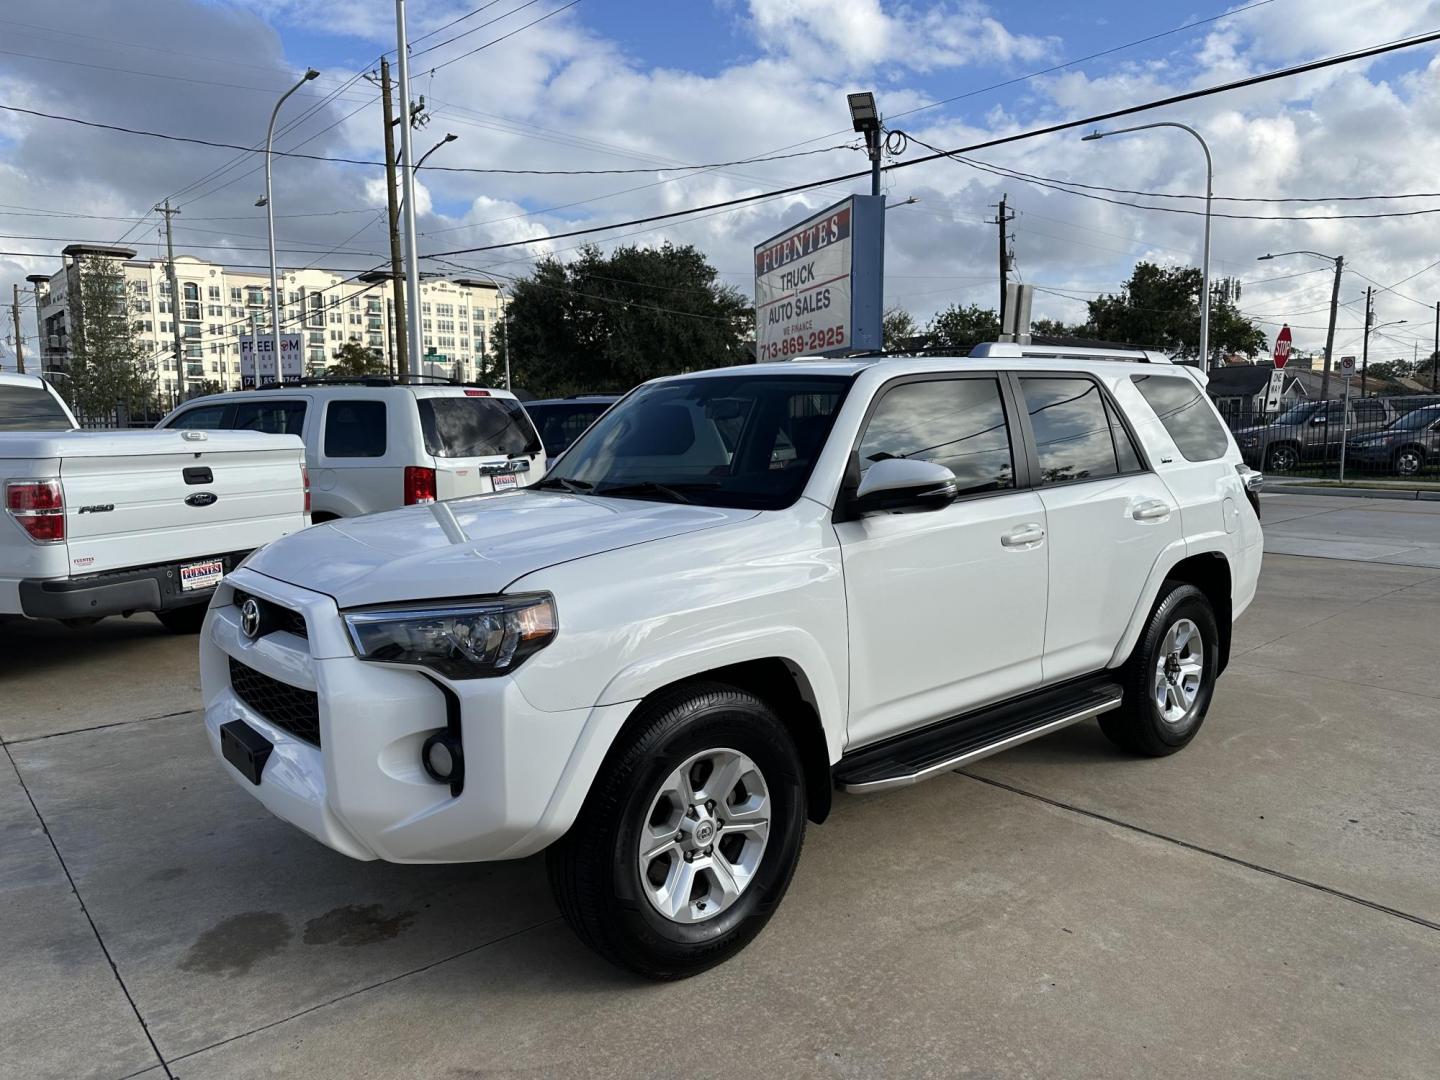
[1131,375,1231,461]
[324,400,387,458]
[234,400,306,435]
[418,396,540,458]
[0,383,72,431]
[527,402,611,456]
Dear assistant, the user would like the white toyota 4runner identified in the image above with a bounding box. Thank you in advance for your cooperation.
[200,345,1263,978]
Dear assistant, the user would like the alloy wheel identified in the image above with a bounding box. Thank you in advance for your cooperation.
[1153,618,1204,725]
[636,748,771,924]
[1268,445,1298,472]
[1395,449,1423,476]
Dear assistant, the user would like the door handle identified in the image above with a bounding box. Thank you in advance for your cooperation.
[1132,500,1172,522]
[1001,523,1046,548]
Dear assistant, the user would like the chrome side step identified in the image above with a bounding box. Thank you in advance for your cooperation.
[833,681,1123,795]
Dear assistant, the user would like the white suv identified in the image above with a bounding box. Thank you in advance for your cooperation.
[158,380,544,520]
[199,346,1263,978]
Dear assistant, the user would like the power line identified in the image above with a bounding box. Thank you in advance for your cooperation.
[410,0,546,59]
[408,1,510,47]
[421,0,586,73]
[412,27,1440,259]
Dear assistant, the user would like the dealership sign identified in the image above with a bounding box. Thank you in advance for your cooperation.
[240,333,303,387]
[754,195,884,361]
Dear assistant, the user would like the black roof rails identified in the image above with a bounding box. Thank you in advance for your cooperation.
[252,373,503,391]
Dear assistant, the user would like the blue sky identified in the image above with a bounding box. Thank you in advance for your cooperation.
[5,0,1440,361]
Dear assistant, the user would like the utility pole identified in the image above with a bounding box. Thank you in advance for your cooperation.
[156,199,184,390]
[249,310,260,387]
[1433,301,1438,393]
[989,194,1015,333]
[10,284,24,374]
[1360,287,1373,396]
[1319,254,1343,402]
[394,0,423,381]
[378,57,409,378]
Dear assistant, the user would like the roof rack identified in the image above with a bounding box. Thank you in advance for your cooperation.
[253,374,506,391]
[968,341,1171,364]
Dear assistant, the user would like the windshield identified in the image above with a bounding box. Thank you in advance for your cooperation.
[540,373,853,510]
[1387,407,1440,431]
[0,383,73,431]
[1271,401,1320,425]
[418,396,541,458]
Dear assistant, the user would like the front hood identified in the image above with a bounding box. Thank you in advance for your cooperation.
[246,491,758,608]
[1346,433,1390,447]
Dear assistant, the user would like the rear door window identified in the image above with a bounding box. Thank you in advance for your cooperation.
[324,400,387,458]
[0,383,72,430]
[1020,377,1121,482]
[418,396,541,458]
[1130,374,1231,462]
[858,377,1015,495]
[528,403,610,457]
[167,403,232,430]
[233,399,306,435]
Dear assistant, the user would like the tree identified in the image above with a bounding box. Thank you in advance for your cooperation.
[1363,359,1412,382]
[927,303,1000,350]
[68,256,156,421]
[882,306,918,352]
[1031,317,1080,339]
[1084,262,1267,362]
[505,243,752,397]
[188,380,224,399]
[329,340,387,377]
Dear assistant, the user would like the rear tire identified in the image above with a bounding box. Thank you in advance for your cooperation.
[546,682,806,980]
[155,604,207,634]
[1100,582,1219,757]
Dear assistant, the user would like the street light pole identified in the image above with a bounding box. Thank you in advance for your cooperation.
[398,133,457,216]
[1083,122,1212,371]
[1258,250,1344,401]
[394,0,423,382]
[264,67,319,386]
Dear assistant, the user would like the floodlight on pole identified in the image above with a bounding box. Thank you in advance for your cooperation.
[1084,121,1213,372]
[264,66,320,386]
[848,91,882,197]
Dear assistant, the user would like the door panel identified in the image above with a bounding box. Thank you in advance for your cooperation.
[835,374,1047,748]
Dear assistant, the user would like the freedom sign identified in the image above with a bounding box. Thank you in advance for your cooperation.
[754,195,883,361]
[240,333,304,387]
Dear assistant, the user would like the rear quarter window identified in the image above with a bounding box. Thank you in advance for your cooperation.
[324,400,387,458]
[1131,374,1231,462]
[0,384,72,430]
[418,396,540,458]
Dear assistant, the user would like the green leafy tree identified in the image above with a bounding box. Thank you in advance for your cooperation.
[883,306,919,352]
[927,303,1000,350]
[505,243,752,396]
[1084,262,1267,362]
[1031,317,1081,339]
[68,256,156,420]
[1363,359,1412,382]
[188,380,224,399]
[329,340,387,377]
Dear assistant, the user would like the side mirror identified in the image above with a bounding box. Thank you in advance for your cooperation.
[1311,414,1328,425]
[853,458,958,515]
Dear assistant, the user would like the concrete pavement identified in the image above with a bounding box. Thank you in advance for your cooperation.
[1260,492,1440,567]
[3,534,1439,1078]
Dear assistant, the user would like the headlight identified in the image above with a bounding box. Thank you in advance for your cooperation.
[1238,435,1259,449]
[342,594,557,678]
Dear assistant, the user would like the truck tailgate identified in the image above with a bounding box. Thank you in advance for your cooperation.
[61,440,306,573]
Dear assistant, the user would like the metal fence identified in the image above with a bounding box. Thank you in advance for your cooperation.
[1217,392,1440,481]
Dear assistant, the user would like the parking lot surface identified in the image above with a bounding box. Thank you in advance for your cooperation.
[4,494,1439,1079]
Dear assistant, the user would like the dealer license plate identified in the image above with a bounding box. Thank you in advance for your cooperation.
[180,558,225,592]
[492,473,518,491]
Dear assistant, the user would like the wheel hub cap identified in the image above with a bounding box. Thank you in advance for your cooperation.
[1153,618,1204,725]
[636,748,771,924]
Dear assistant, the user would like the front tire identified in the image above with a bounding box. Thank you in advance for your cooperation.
[1265,443,1299,472]
[1100,583,1219,757]
[155,604,207,634]
[1394,447,1424,477]
[546,682,807,980]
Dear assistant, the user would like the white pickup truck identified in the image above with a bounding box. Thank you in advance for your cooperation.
[1,372,309,632]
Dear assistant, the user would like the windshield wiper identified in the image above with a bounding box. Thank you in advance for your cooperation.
[533,475,594,494]
[595,480,719,505]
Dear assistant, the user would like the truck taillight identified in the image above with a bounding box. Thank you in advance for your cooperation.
[404,466,437,505]
[5,479,65,543]
[301,464,311,514]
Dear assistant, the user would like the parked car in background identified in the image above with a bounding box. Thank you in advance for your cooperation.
[0,371,79,431]
[1346,403,1440,476]
[158,379,545,520]
[524,394,621,458]
[198,344,1261,978]
[2,425,307,631]
[1231,396,1399,472]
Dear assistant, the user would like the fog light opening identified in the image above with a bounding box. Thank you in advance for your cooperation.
[422,731,464,790]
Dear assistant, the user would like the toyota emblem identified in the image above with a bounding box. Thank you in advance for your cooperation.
[240,598,262,640]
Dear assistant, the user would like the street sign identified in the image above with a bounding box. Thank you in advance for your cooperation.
[1264,369,1286,413]
[1273,324,1292,369]
[1339,354,1357,380]
[754,194,884,361]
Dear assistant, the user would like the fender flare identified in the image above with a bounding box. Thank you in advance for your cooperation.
[1106,537,1224,668]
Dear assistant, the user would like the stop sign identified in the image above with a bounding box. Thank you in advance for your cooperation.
[1273,324,1293,369]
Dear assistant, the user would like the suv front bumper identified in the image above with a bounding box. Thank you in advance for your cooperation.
[201,569,633,864]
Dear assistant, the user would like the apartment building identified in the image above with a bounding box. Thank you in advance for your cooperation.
[30,244,508,398]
